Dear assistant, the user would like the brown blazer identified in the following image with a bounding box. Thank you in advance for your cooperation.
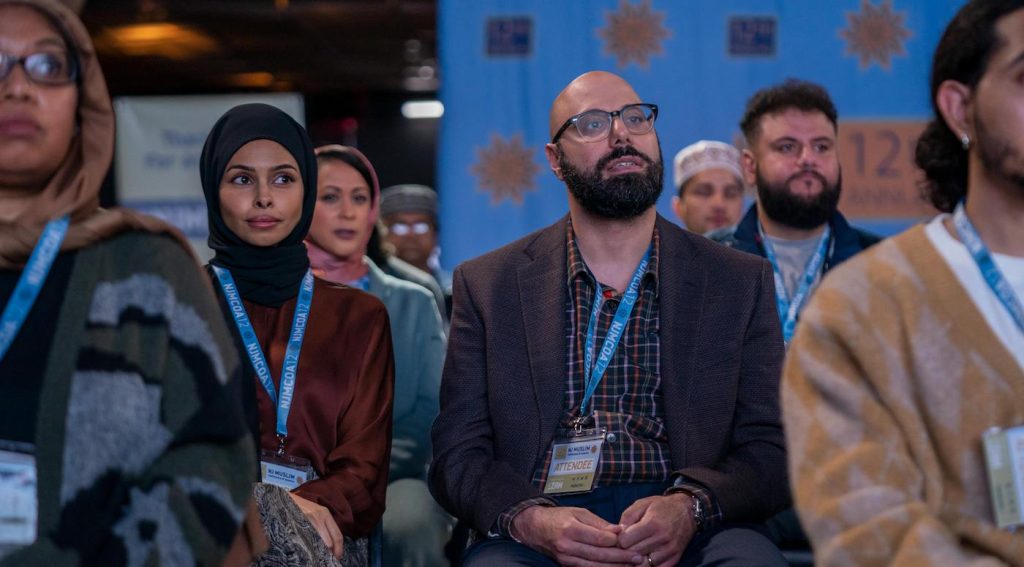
[429,214,789,532]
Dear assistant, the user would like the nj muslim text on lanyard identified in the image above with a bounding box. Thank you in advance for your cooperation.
[953,201,1024,335]
[213,266,317,490]
[0,216,69,363]
[758,221,832,345]
[212,265,313,449]
[0,216,68,547]
[543,246,651,496]
[580,245,653,418]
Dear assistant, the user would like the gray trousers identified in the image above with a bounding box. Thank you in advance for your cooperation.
[382,478,452,567]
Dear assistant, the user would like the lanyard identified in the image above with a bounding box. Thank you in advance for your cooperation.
[349,275,370,291]
[212,266,314,447]
[758,221,832,344]
[953,201,1024,335]
[0,216,69,364]
[579,245,652,416]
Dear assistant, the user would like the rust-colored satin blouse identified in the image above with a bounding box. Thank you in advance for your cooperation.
[234,277,394,538]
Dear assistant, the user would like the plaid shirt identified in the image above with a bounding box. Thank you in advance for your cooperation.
[535,221,669,486]
[494,220,721,538]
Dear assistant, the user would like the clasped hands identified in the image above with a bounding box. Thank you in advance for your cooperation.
[511,493,697,567]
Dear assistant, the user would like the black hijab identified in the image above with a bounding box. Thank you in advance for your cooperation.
[201,103,318,306]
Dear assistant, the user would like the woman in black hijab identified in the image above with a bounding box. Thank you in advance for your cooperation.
[201,103,395,564]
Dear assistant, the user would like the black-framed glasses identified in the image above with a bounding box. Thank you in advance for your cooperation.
[0,51,77,86]
[551,103,658,143]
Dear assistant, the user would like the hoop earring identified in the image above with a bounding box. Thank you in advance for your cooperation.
[960,133,971,151]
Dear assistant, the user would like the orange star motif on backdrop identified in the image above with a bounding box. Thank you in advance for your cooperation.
[598,0,671,69]
[471,133,540,205]
[839,0,913,70]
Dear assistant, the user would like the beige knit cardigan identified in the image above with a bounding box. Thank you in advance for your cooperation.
[783,224,1024,566]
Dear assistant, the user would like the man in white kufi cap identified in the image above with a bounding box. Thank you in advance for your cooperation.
[671,140,745,236]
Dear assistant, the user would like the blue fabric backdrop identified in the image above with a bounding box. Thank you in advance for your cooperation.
[437,0,967,269]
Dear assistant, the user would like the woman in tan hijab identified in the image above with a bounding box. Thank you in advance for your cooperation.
[0,0,255,564]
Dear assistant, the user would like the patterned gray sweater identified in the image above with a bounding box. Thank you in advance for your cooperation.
[1,231,255,566]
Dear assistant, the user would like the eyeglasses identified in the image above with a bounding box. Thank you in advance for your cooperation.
[0,51,77,86]
[388,221,432,236]
[551,103,658,143]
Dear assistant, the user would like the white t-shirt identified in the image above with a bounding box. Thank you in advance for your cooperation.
[925,214,1024,371]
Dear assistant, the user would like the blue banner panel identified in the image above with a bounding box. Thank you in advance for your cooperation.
[438,0,967,269]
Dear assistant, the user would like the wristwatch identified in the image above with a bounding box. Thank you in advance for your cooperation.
[670,477,709,532]
[690,491,706,533]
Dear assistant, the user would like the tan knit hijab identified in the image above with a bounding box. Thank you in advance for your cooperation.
[0,0,178,269]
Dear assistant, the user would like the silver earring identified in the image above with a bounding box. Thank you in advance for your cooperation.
[960,133,971,150]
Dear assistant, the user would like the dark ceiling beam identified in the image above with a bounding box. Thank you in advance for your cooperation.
[80,0,437,96]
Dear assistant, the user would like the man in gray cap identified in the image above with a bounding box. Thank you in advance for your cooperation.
[671,140,746,236]
[381,184,452,315]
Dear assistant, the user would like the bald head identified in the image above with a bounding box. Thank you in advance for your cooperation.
[549,71,642,140]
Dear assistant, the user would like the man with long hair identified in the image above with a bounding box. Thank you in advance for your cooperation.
[783,1,1024,563]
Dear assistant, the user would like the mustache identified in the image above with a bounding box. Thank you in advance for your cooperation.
[596,145,655,171]
[786,169,829,188]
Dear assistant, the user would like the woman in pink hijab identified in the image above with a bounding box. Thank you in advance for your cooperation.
[306,146,449,567]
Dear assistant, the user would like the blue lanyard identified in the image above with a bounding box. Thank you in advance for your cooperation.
[0,216,69,363]
[580,246,652,416]
[953,201,1024,335]
[758,221,832,344]
[349,275,370,291]
[212,266,315,444]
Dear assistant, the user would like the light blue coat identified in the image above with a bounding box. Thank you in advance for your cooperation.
[365,258,445,481]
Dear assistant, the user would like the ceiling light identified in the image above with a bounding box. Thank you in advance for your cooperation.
[230,72,276,88]
[402,100,444,119]
[97,23,218,60]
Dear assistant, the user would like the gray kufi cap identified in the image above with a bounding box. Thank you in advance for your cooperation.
[380,184,438,219]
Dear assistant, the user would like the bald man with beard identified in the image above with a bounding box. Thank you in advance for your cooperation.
[430,71,789,566]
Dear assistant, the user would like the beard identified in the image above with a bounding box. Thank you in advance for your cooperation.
[559,145,664,220]
[755,168,842,230]
[975,109,1024,193]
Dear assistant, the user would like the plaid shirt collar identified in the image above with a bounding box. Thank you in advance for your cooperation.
[565,218,660,294]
